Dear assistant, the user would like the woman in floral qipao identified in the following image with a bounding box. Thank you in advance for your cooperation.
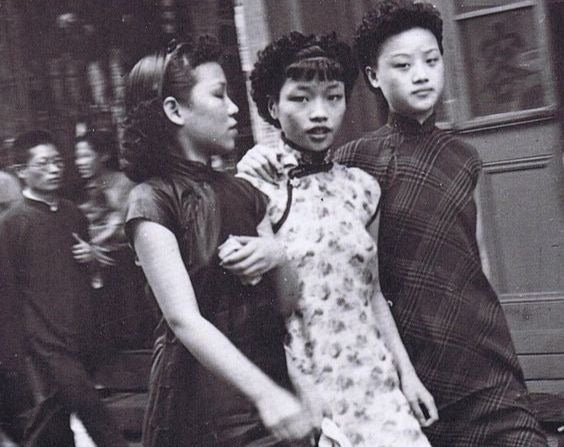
[225,32,438,447]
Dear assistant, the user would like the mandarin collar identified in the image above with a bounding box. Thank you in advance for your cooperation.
[162,154,218,182]
[22,189,59,212]
[388,112,436,135]
[281,133,328,166]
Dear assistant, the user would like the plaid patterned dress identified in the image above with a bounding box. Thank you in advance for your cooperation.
[331,112,547,447]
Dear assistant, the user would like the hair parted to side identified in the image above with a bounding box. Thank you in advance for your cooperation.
[12,129,58,165]
[250,31,358,128]
[355,0,443,88]
[121,36,222,182]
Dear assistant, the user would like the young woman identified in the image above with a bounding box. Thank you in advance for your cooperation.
[229,32,437,447]
[122,37,314,446]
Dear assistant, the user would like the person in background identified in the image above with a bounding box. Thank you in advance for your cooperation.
[122,37,315,446]
[0,129,127,446]
[0,140,22,212]
[237,1,548,446]
[74,130,152,349]
[230,31,436,447]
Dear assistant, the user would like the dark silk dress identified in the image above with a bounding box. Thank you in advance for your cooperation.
[125,157,297,447]
[332,113,547,447]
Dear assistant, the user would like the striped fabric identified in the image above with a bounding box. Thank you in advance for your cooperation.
[330,112,547,446]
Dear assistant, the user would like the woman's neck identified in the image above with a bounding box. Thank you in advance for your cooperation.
[281,133,328,165]
[176,136,211,166]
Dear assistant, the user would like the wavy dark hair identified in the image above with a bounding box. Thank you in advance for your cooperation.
[250,31,358,129]
[121,36,222,182]
[355,0,443,89]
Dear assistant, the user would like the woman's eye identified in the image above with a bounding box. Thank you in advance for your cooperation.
[394,63,410,70]
[289,96,308,103]
[328,94,343,101]
[427,58,439,66]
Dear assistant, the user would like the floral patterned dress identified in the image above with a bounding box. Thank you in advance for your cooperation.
[239,143,431,447]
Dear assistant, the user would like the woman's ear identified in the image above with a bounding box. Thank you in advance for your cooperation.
[267,96,279,121]
[163,96,185,126]
[365,66,380,90]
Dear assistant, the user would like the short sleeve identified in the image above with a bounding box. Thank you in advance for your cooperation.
[125,181,177,243]
[236,173,287,225]
[344,166,382,227]
[455,138,483,192]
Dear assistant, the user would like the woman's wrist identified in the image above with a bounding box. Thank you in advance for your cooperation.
[397,361,417,380]
[248,376,280,405]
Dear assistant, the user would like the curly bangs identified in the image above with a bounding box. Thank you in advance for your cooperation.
[251,31,358,128]
[355,0,443,70]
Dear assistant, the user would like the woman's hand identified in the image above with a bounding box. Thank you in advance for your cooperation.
[399,369,439,427]
[255,387,315,441]
[237,144,284,183]
[219,235,286,280]
[72,233,95,263]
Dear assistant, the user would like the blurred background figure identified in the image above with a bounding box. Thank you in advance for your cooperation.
[0,139,22,213]
[74,130,154,350]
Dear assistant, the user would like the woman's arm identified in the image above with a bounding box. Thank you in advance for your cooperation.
[236,143,284,183]
[219,216,301,317]
[474,189,492,280]
[132,220,313,440]
[367,216,438,427]
[256,215,301,317]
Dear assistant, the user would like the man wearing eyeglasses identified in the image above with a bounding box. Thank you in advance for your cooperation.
[0,130,127,446]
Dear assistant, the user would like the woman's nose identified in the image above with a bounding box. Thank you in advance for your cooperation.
[412,61,429,83]
[309,98,329,121]
[227,95,239,116]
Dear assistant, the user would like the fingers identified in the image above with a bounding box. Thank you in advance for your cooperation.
[97,252,116,266]
[72,232,86,243]
[409,398,426,426]
[218,242,241,261]
[420,394,439,427]
[219,240,256,266]
[409,394,438,428]
[222,252,264,276]
[270,412,315,442]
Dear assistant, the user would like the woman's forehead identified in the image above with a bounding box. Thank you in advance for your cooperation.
[380,27,440,57]
[282,77,344,91]
[192,61,226,86]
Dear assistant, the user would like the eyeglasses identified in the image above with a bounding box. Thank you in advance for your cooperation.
[28,157,65,170]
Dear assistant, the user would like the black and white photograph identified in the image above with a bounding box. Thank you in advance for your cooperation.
[0,1,563,446]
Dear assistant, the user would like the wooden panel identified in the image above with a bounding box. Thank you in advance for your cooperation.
[519,354,564,380]
[466,121,564,294]
[526,380,564,395]
[502,297,564,332]
[502,297,564,394]
[512,329,564,355]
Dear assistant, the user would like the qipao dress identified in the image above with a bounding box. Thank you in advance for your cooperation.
[332,112,546,446]
[239,142,431,447]
[126,156,298,447]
